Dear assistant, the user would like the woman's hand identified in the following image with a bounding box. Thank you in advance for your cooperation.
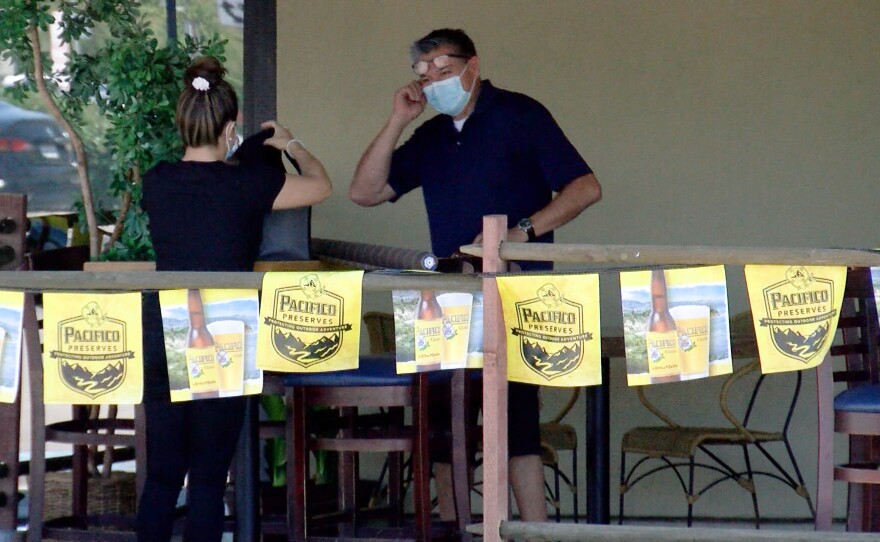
[260,120,295,150]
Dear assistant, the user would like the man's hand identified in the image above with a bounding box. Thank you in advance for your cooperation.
[392,80,427,126]
[350,83,423,206]
[472,227,529,245]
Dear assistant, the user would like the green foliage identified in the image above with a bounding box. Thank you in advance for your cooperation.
[74,29,227,261]
[0,1,227,261]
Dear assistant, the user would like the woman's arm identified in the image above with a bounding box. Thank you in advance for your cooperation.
[261,121,333,209]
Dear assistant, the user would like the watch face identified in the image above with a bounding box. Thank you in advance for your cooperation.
[517,218,535,240]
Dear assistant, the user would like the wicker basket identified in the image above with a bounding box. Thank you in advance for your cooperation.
[44,471,137,520]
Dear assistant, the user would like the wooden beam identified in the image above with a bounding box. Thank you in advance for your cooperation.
[482,521,879,541]
[0,271,480,292]
[459,243,880,267]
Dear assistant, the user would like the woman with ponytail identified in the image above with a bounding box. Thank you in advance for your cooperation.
[136,56,331,542]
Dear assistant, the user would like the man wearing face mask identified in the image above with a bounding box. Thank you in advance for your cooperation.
[350,28,601,525]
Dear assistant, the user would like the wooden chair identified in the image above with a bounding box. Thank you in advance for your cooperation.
[539,388,580,522]
[815,267,880,531]
[26,253,148,542]
[246,262,425,542]
[618,312,814,527]
[362,311,475,540]
[283,357,432,542]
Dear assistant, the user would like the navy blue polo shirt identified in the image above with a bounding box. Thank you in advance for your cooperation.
[388,80,591,270]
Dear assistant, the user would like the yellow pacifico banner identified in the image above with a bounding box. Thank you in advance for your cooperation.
[745,265,846,374]
[496,274,601,387]
[42,293,143,405]
[620,266,732,386]
[392,290,484,374]
[159,289,262,402]
[257,271,363,373]
[0,291,25,404]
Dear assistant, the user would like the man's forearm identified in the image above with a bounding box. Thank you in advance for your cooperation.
[349,118,408,206]
[529,173,602,237]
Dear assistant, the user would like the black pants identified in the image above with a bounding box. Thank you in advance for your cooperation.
[136,396,246,542]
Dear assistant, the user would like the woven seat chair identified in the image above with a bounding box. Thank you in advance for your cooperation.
[618,313,814,527]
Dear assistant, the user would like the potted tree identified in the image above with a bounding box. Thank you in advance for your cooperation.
[0,1,225,260]
[0,1,226,515]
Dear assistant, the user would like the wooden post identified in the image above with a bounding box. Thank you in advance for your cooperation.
[0,194,24,535]
[0,317,21,534]
[815,354,834,531]
[481,215,509,542]
[25,294,44,542]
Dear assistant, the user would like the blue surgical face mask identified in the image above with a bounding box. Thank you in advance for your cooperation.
[423,66,472,117]
[225,124,242,160]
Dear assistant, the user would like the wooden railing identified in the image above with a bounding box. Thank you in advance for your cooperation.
[0,265,480,537]
[5,227,880,540]
[0,270,480,293]
[465,214,880,542]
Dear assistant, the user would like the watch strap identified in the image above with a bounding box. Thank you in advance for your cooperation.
[518,219,537,241]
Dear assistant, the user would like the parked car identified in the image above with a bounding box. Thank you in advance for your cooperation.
[0,100,78,213]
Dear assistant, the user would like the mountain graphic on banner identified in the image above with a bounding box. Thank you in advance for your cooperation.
[60,361,125,396]
[303,334,341,360]
[772,323,829,359]
[273,328,341,361]
[523,339,581,375]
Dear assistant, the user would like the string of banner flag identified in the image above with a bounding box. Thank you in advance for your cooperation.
[0,264,868,405]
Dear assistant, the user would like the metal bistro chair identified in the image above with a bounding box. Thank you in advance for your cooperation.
[539,388,580,522]
[618,312,814,527]
[816,267,880,532]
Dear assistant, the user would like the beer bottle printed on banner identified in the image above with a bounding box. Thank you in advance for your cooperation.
[646,269,681,384]
[414,290,443,371]
[185,289,220,398]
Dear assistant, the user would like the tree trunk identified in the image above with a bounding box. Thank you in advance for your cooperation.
[27,26,99,258]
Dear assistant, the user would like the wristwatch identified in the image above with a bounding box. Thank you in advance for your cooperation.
[517,218,537,241]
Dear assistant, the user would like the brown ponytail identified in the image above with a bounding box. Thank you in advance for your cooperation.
[176,56,238,148]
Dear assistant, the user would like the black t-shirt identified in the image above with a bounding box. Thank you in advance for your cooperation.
[388,81,592,270]
[142,153,285,271]
[140,137,286,400]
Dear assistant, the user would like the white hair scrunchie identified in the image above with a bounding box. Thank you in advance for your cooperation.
[192,77,210,92]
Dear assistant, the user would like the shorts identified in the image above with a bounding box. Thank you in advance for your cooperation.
[428,379,541,463]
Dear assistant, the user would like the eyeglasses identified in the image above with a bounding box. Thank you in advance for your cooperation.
[412,54,471,76]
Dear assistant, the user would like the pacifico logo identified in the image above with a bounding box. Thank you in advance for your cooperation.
[264,274,352,368]
[511,283,591,381]
[760,266,836,363]
[50,301,134,399]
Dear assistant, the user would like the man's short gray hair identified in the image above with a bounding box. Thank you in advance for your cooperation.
[409,28,477,63]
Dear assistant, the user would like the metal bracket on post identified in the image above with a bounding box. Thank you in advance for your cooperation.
[0,195,26,271]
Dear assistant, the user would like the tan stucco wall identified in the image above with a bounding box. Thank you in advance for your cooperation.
[276,0,880,520]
